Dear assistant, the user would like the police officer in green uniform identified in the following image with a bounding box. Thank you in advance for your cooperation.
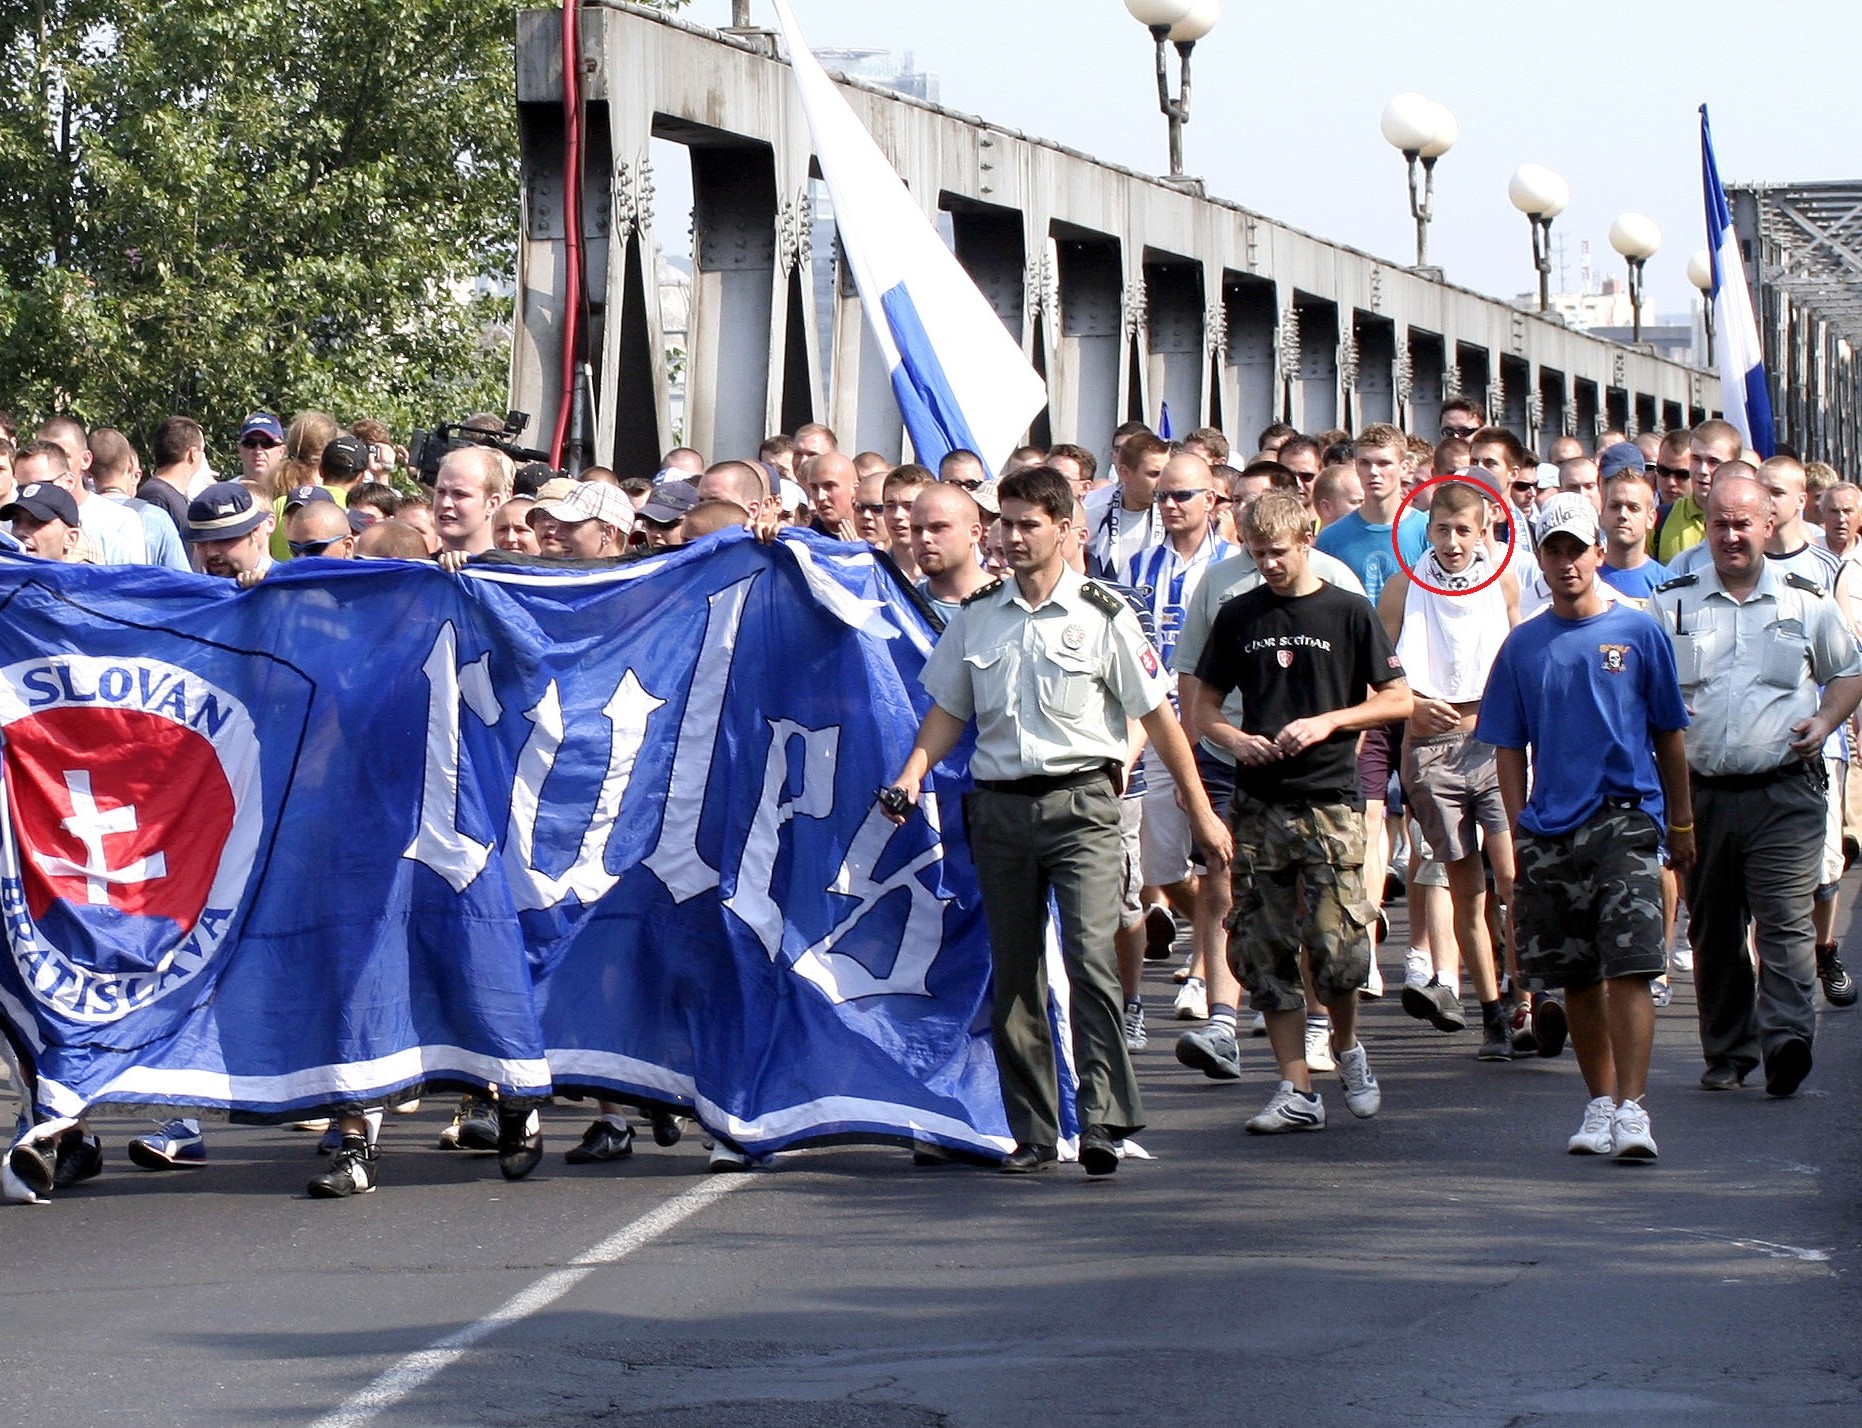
[1649,475,1862,1096]
[881,466,1232,1177]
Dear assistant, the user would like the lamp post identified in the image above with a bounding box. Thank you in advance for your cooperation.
[1507,164,1570,314]
[1608,213,1661,344]
[1124,0,1221,183]
[1380,93,1456,272]
[1688,248,1716,366]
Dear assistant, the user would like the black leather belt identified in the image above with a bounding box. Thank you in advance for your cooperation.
[1691,762,1809,791]
[975,764,1117,797]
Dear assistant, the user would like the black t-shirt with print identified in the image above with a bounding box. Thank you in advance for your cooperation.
[1194,581,1404,805]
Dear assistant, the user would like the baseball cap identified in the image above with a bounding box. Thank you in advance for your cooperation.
[239,411,286,445]
[186,481,270,542]
[1598,442,1646,480]
[321,434,372,481]
[1,482,80,528]
[1534,461,1561,491]
[777,477,809,513]
[533,480,636,534]
[283,484,335,513]
[533,476,577,504]
[639,479,699,525]
[971,478,1001,517]
[1536,492,1600,548]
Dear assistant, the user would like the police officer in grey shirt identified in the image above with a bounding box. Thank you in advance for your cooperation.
[881,466,1232,1178]
[1650,475,1862,1096]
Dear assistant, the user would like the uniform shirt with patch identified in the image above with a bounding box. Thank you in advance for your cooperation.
[1476,602,1688,837]
[1193,581,1404,806]
[921,565,1169,783]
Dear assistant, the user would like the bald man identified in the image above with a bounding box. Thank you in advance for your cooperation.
[802,451,859,539]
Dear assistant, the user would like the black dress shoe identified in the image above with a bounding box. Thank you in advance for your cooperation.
[1699,1062,1747,1091]
[1079,1127,1119,1178]
[1764,1037,1813,1098]
[999,1143,1057,1174]
[498,1106,544,1180]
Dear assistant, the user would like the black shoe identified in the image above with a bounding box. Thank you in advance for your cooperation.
[7,1137,56,1199]
[1143,904,1176,961]
[52,1131,103,1189]
[1816,945,1858,1007]
[999,1143,1057,1174]
[1699,1061,1748,1091]
[1533,997,1568,1058]
[563,1119,634,1164]
[1401,978,1467,1033]
[1476,1011,1513,1062]
[498,1106,544,1181]
[455,1097,499,1152]
[647,1107,684,1147]
[1764,1037,1813,1098]
[308,1141,378,1198]
[1079,1128,1119,1178]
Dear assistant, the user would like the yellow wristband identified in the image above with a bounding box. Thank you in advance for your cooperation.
[1666,822,1694,834]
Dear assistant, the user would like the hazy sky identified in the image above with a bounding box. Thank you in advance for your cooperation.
[669,0,1862,318]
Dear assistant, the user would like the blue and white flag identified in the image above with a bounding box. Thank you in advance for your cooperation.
[770,0,1047,474]
[0,534,1014,1159]
[1700,104,1775,459]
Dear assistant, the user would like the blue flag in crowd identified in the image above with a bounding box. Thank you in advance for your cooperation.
[0,534,1012,1158]
[1700,104,1775,459]
[771,0,1047,475]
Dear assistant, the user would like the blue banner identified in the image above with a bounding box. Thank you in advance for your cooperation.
[0,532,1011,1157]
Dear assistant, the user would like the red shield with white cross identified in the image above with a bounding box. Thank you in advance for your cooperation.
[0,656,263,1024]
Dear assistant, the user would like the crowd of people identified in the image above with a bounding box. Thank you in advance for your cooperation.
[1,397,1856,1197]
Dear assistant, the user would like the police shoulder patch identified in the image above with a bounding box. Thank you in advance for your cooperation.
[1785,571,1825,596]
[960,579,1004,607]
[1079,580,1125,619]
[1654,572,1699,593]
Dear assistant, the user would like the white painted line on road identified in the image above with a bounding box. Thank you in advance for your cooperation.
[1650,1225,1831,1263]
[309,1175,754,1428]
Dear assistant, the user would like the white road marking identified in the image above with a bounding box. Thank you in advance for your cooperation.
[308,1175,753,1428]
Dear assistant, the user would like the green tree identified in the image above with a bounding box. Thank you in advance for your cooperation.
[0,0,525,451]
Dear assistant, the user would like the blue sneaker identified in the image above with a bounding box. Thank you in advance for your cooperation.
[126,1119,206,1170]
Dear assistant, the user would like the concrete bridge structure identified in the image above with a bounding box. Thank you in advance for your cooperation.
[512,3,1718,476]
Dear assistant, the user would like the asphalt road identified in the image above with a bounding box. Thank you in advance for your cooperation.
[4,895,1858,1428]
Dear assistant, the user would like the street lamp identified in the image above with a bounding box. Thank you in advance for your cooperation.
[1688,247,1716,366]
[1609,213,1661,344]
[1507,164,1570,314]
[1124,0,1221,183]
[1380,93,1457,271]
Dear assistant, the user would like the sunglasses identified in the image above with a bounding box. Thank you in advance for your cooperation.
[855,502,885,515]
[287,535,346,558]
[240,436,281,450]
[1440,425,1481,439]
[942,477,984,491]
[1653,463,1690,479]
[1156,488,1209,505]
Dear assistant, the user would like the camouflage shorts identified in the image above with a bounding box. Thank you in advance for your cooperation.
[1225,794,1373,1013]
[1512,803,1664,991]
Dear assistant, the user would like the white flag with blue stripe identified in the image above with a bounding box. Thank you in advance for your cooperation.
[771,0,1047,473]
[1700,104,1775,459]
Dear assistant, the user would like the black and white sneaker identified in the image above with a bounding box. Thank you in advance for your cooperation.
[308,1142,378,1198]
[457,1098,500,1152]
[1245,1081,1326,1134]
[564,1119,635,1164]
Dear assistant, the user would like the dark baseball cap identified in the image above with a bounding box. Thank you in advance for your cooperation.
[239,411,286,444]
[283,484,335,513]
[639,479,699,525]
[321,434,372,481]
[1,482,80,528]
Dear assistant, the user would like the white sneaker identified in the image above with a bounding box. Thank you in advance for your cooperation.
[1670,941,1694,974]
[1361,954,1385,999]
[1567,1095,1615,1156]
[1173,977,1208,1021]
[1610,1098,1658,1161]
[1121,1000,1148,1052]
[1245,1081,1326,1134]
[1303,1017,1336,1072]
[1336,1042,1381,1118]
[1249,1010,1268,1037]
[1403,947,1432,990]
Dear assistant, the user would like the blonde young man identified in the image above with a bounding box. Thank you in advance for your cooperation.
[1377,480,1522,1059]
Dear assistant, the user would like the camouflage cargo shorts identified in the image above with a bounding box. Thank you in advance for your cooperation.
[1224,793,1373,1013]
[1512,801,1664,991]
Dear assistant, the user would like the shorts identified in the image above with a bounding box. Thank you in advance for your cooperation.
[1819,755,1845,895]
[1357,725,1397,809]
[1140,771,1195,887]
[1512,803,1664,991]
[1225,793,1373,1013]
[1407,818,1449,889]
[1401,730,1508,864]
[1117,795,1145,929]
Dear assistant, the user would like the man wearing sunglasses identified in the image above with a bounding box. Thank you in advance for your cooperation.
[284,489,357,561]
[237,411,286,489]
[1438,399,1483,443]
